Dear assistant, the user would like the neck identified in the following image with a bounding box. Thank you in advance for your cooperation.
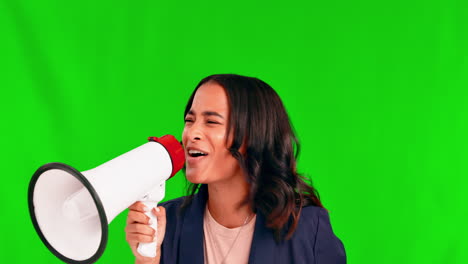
[207,176,253,228]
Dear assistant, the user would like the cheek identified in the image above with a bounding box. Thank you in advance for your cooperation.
[213,127,228,145]
[214,141,237,166]
[210,130,234,162]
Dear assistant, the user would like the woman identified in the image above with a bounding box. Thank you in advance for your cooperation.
[125,74,346,264]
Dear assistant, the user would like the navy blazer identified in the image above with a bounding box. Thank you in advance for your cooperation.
[160,185,346,264]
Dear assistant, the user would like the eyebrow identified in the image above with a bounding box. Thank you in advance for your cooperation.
[186,110,225,119]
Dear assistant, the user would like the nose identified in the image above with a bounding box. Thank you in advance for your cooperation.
[185,121,203,142]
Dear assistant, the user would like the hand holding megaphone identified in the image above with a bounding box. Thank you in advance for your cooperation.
[126,201,167,264]
[136,175,166,258]
[28,135,184,264]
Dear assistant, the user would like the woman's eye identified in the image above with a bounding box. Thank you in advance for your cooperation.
[184,119,193,123]
[207,120,219,124]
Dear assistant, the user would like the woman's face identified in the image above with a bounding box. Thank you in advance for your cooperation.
[182,82,242,184]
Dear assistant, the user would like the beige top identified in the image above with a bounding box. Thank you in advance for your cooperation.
[203,206,256,264]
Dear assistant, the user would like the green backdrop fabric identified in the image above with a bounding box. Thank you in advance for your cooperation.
[1,0,467,263]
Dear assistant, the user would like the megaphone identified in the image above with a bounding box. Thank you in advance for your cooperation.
[28,135,185,263]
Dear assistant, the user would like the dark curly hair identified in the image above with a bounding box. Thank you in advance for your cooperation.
[181,74,323,241]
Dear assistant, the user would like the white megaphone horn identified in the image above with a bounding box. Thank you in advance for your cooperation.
[28,135,185,264]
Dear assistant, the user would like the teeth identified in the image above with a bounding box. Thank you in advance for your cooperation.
[188,150,207,155]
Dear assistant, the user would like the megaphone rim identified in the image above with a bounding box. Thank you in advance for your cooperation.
[28,162,109,264]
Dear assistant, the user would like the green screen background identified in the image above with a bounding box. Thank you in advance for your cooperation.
[1,0,466,263]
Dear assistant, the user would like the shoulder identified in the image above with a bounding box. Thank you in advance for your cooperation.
[298,206,335,231]
[159,196,186,219]
[299,205,327,223]
[295,206,346,263]
[297,205,342,241]
[289,206,327,240]
[160,196,185,209]
[291,206,331,234]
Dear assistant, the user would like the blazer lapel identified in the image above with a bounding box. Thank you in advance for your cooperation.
[248,211,276,263]
[178,185,208,264]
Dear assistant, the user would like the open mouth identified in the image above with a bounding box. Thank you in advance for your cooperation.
[188,150,208,158]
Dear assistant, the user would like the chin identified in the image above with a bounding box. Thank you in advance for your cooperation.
[185,170,206,184]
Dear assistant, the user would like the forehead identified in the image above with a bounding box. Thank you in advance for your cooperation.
[189,82,229,115]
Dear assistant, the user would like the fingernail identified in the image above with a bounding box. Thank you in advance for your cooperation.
[155,207,160,212]
[143,206,149,212]
[149,219,154,225]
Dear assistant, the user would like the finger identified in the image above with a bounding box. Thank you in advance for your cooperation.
[153,206,166,228]
[125,233,154,244]
[125,223,156,236]
[127,210,150,224]
[153,206,166,244]
[152,206,166,219]
[128,201,148,213]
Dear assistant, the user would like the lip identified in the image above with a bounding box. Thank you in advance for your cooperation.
[186,154,208,166]
[186,146,209,153]
[185,146,209,167]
